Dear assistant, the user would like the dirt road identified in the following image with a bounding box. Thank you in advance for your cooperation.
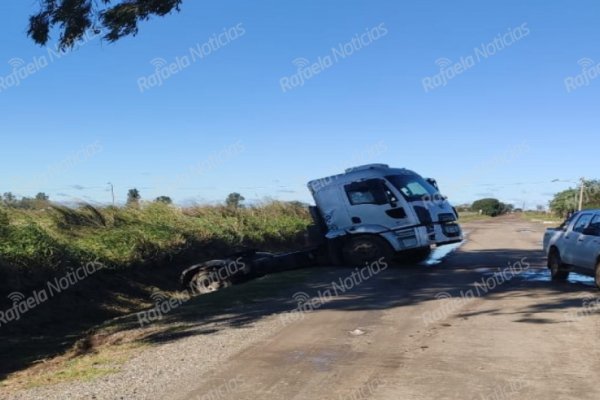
[174,216,600,400]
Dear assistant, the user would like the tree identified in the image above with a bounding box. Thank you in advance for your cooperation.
[35,192,50,201]
[502,203,515,214]
[127,188,141,206]
[549,189,578,217]
[155,196,172,204]
[225,192,245,209]
[28,0,183,49]
[15,192,51,210]
[549,180,600,217]
[2,192,16,205]
[471,198,507,217]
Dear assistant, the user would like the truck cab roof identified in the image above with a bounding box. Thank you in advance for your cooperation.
[307,164,416,194]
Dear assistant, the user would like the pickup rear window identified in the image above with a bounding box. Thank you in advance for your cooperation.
[573,214,594,233]
[590,215,600,230]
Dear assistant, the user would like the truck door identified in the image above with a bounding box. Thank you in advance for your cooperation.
[572,213,600,270]
[563,213,594,266]
[343,179,411,231]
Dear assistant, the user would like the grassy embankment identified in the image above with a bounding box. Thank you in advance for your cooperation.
[0,202,311,289]
[0,201,312,387]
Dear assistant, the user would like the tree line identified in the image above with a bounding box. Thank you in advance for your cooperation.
[1,192,50,209]
[549,179,600,217]
[467,198,515,217]
[1,190,247,210]
[455,179,600,218]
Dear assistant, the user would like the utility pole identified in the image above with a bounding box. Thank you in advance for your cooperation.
[107,182,115,206]
[578,177,585,211]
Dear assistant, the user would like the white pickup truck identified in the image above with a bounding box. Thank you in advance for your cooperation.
[543,210,600,288]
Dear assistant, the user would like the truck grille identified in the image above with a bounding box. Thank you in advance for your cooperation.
[414,206,432,225]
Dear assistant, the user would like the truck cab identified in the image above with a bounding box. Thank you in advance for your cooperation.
[308,164,463,265]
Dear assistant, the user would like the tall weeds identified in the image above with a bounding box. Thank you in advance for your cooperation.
[0,201,312,292]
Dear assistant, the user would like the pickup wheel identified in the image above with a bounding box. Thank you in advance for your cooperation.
[595,261,600,290]
[549,249,569,281]
[341,235,394,267]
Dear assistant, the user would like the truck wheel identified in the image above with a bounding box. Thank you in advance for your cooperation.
[341,235,394,267]
[326,239,344,266]
[595,261,600,290]
[189,269,232,294]
[549,250,569,281]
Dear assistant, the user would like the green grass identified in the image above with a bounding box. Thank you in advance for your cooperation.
[2,342,144,391]
[0,201,313,385]
[456,211,493,223]
[0,201,312,292]
[457,211,564,225]
[522,211,563,224]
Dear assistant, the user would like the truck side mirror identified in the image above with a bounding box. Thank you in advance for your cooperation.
[426,178,439,190]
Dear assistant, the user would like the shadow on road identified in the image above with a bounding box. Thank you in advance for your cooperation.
[116,246,598,348]
[2,245,597,382]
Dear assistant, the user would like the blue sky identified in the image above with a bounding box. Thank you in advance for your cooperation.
[0,1,597,208]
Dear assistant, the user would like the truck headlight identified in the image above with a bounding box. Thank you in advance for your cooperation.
[438,213,456,223]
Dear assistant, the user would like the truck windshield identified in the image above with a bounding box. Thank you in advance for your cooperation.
[385,174,438,202]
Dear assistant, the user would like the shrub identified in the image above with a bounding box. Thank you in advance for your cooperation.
[471,198,506,217]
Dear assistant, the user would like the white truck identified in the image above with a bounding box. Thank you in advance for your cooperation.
[543,210,600,288]
[308,164,462,265]
[181,164,463,293]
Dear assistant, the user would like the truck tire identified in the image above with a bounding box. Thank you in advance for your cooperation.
[341,235,394,267]
[549,249,569,281]
[326,239,344,266]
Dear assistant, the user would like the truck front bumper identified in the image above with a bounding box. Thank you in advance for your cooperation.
[427,222,463,246]
[385,222,463,252]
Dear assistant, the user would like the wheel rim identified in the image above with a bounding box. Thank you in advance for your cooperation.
[193,273,220,294]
